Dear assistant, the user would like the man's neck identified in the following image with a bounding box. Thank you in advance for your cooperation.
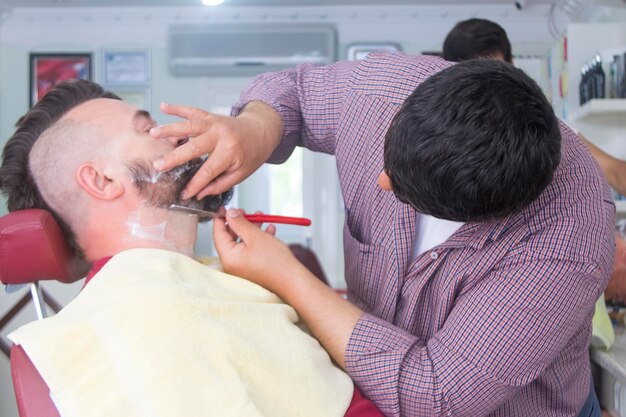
[124,206,199,256]
[84,206,199,261]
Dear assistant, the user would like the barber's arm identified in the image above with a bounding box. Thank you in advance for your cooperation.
[150,60,358,199]
[214,210,606,416]
[579,133,626,196]
[213,208,363,368]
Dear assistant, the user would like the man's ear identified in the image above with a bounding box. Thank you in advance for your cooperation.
[377,171,393,191]
[76,163,125,200]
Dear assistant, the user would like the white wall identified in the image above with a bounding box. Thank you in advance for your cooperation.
[0,4,567,416]
[559,23,626,161]
[0,3,560,159]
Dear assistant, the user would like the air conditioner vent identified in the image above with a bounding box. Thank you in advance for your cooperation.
[169,23,337,77]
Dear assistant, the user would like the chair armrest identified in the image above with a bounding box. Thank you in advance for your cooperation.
[10,344,60,417]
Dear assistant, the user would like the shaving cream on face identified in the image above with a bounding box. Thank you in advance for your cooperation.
[123,154,209,256]
[129,161,195,185]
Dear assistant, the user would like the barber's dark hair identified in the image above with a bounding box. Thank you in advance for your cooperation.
[384,59,561,222]
[443,18,513,63]
[0,79,120,257]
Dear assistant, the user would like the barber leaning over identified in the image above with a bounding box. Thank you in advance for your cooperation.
[150,53,615,417]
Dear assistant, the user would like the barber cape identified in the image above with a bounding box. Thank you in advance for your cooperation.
[9,248,353,417]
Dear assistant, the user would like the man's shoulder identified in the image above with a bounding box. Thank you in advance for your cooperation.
[553,119,611,200]
[349,52,453,104]
[358,51,452,73]
[518,123,615,263]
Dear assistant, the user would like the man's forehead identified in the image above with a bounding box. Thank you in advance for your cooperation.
[61,98,142,124]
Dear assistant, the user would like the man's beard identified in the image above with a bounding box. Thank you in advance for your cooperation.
[127,158,233,223]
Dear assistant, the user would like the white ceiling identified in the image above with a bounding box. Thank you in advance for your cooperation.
[0,0,556,8]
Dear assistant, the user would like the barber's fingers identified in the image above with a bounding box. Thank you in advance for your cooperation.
[265,224,277,236]
[182,151,240,199]
[213,208,265,258]
[184,137,251,198]
[156,103,212,126]
[151,119,213,143]
[163,136,190,146]
[218,206,246,242]
[194,167,253,199]
[223,208,264,244]
[150,104,216,143]
[195,170,245,199]
[214,209,295,292]
[216,206,239,242]
[152,134,216,175]
[248,210,277,235]
[213,216,238,254]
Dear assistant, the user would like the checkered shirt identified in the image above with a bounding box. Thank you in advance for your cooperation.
[232,52,616,417]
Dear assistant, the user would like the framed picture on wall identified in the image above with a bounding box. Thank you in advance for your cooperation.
[29,53,92,107]
[102,50,150,86]
[109,87,151,111]
[346,42,402,61]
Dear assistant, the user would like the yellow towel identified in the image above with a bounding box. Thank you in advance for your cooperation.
[591,293,614,350]
[10,248,353,417]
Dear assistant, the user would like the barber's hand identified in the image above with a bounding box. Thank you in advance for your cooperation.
[213,208,308,295]
[150,102,283,199]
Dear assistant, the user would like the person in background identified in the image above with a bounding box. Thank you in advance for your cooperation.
[443,18,513,64]
[150,54,614,416]
[0,80,382,417]
[443,17,626,197]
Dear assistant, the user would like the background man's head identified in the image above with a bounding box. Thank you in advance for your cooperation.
[384,59,561,222]
[0,80,231,259]
[443,18,513,63]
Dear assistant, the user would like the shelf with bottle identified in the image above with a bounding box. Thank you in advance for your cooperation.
[547,23,626,123]
[570,49,626,123]
[570,98,626,122]
[579,54,607,106]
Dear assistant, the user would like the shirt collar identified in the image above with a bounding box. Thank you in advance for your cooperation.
[83,256,113,288]
[436,214,518,250]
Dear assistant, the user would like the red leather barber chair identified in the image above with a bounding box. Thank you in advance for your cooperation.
[0,209,84,417]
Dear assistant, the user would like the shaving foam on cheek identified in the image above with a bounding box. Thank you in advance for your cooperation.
[157,154,208,181]
[131,171,163,184]
[128,154,207,186]
[132,164,185,184]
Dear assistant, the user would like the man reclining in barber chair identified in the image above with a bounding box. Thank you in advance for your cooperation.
[0,80,382,417]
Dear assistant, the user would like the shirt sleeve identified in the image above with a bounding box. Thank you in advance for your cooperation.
[231,60,358,163]
[560,118,580,135]
[345,253,609,417]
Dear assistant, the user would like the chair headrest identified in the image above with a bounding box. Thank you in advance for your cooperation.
[0,209,85,285]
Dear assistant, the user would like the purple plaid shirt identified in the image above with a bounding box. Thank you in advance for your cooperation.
[233,52,616,417]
